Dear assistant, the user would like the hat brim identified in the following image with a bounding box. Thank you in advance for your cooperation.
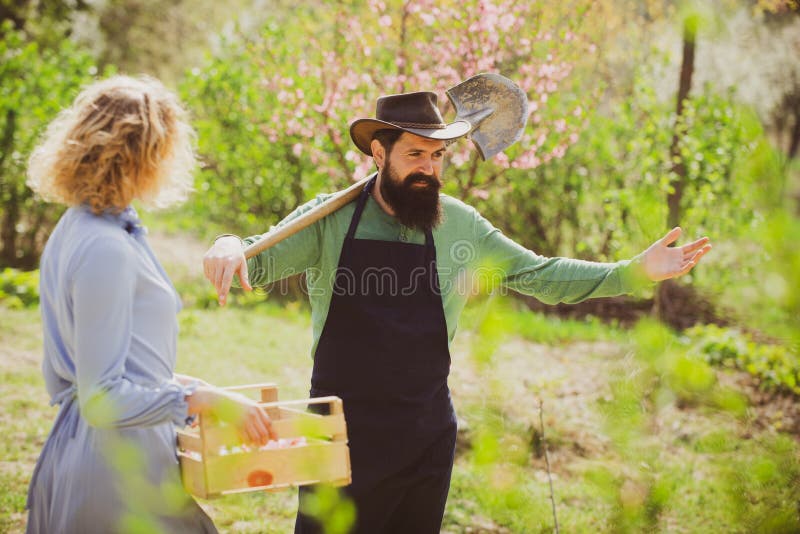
[349,118,471,156]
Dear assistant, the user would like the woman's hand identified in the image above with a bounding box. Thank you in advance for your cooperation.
[186,387,277,446]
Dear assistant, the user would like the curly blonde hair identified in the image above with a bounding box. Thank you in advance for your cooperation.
[27,75,195,213]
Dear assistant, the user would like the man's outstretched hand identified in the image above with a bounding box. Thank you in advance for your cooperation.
[640,227,711,282]
[203,235,252,306]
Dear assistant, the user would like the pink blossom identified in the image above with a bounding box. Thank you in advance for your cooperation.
[471,188,490,200]
[499,13,515,31]
[450,149,469,167]
[368,0,386,12]
[353,158,372,179]
[379,15,392,27]
[292,143,303,157]
[494,152,510,168]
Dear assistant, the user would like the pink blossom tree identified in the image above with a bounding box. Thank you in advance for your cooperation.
[253,0,598,199]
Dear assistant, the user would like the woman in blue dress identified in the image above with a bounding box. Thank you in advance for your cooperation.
[24,75,276,533]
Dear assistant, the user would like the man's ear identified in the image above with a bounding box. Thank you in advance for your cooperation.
[371,139,385,169]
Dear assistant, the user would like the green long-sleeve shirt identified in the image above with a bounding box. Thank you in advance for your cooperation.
[244,175,648,358]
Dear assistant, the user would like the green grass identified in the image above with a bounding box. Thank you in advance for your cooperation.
[1,303,799,533]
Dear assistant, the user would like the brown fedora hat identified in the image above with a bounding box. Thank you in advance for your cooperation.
[349,91,471,156]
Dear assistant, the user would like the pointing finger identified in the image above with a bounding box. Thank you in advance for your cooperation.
[238,260,252,292]
[219,263,236,305]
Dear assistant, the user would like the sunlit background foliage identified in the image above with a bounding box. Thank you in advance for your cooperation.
[1,0,799,532]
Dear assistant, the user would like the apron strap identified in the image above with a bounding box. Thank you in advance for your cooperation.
[345,175,376,241]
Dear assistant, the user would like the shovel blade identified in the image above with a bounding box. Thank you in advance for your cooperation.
[446,73,528,161]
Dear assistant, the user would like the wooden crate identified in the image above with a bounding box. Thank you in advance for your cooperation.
[177,383,351,499]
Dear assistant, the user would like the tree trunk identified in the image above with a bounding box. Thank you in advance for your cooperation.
[656,16,697,321]
[666,17,696,230]
[0,109,18,267]
[788,95,800,160]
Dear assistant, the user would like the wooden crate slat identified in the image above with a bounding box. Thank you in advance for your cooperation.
[205,442,351,495]
[178,454,208,499]
[176,429,202,452]
[201,414,346,450]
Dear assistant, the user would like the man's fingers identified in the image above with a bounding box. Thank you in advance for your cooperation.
[238,260,252,292]
[219,263,237,305]
[684,245,711,264]
[691,245,711,263]
[660,226,682,247]
[213,261,225,297]
[202,258,213,283]
[678,246,710,276]
[681,236,710,256]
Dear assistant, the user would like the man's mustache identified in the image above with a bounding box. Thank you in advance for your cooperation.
[403,173,441,189]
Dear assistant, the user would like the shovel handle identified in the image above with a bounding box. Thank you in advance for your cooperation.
[243,177,370,259]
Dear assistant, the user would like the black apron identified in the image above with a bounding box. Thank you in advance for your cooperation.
[296,176,457,533]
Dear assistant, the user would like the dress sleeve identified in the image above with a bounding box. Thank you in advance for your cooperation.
[243,194,329,286]
[472,209,651,305]
[72,237,192,428]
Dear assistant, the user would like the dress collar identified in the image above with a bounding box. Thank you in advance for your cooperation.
[80,204,147,237]
[116,206,146,237]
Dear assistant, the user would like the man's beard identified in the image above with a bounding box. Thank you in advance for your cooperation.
[379,159,442,232]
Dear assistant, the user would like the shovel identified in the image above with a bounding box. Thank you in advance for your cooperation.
[243,73,528,259]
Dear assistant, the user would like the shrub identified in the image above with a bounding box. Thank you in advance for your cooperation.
[0,268,39,308]
[684,323,799,395]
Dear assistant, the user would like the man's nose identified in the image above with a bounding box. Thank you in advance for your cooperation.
[419,157,434,175]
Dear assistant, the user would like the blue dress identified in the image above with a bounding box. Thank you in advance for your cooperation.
[26,206,217,534]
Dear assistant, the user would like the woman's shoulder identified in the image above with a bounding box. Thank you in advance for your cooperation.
[56,207,138,269]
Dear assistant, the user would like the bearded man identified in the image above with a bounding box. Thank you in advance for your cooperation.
[203,91,711,533]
